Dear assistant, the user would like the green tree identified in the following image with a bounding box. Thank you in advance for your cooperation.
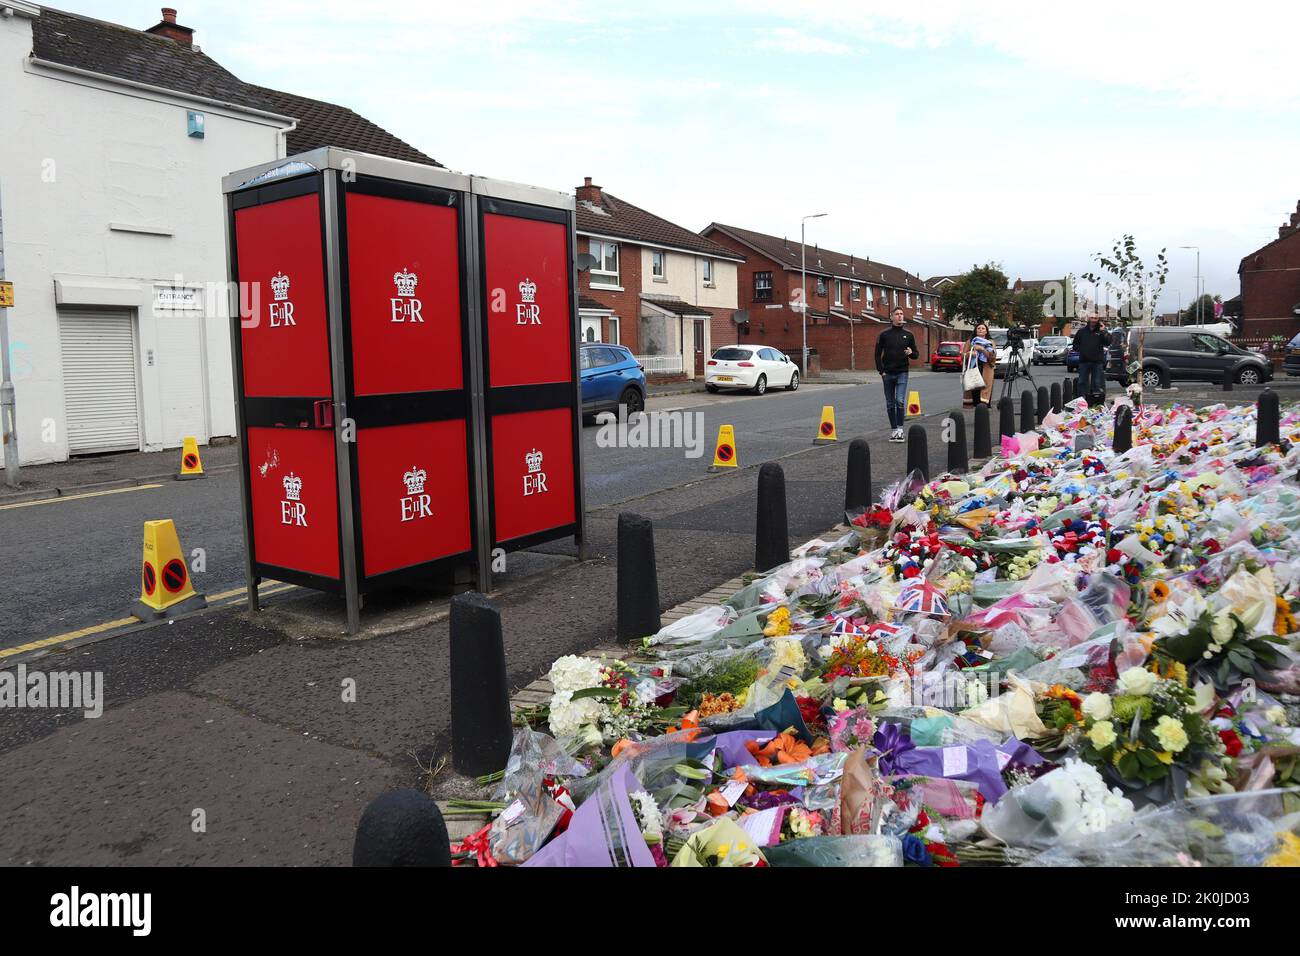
[1081,235,1169,327]
[940,263,1011,328]
[1179,293,1220,325]
[1012,287,1048,330]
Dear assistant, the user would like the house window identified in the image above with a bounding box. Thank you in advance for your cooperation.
[590,240,620,287]
[851,284,860,301]
[754,271,773,302]
[892,289,899,306]
[608,316,620,344]
[905,291,912,308]
[866,287,874,307]
[652,250,665,279]
[834,279,843,306]
[816,277,827,297]
[702,259,713,285]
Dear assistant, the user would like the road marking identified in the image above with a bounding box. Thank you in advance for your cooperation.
[0,616,140,659]
[0,483,164,511]
[0,582,298,661]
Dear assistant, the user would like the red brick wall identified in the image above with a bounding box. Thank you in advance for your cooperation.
[1241,226,1300,337]
[578,236,644,352]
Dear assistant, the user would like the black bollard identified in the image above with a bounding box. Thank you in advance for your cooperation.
[1257,388,1280,446]
[1113,405,1132,454]
[845,438,873,512]
[617,513,661,644]
[1222,368,1233,392]
[946,410,969,474]
[1050,381,1063,414]
[905,424,930,482]
[973,403,992,460]
[998,396,1015,439]
[1020,391,1036,433]
[1036,385,1050,424]
[755,461,789,572]
[353,789,451,867]
[449,591,514,777]
[1062,377,1074,405]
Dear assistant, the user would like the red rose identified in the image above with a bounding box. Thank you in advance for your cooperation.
[903,566,921,579]
[1218,729,1243,758]
[1107,549,1123,564]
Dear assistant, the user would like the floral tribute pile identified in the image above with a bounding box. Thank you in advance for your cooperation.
[455,397,1300,868]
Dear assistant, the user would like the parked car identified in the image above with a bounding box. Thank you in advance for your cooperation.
[1032,335,1070,365]
[930,341,964,371]
[1104,329,1272,388]
[1284,331,1300,377]
[990,328,1038,378]
[580,343,646,421]
[705,345,799,395]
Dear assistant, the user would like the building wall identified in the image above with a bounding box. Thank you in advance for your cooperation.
[1241,226,1300,337]
[640,248,738,311]
[578,234,644,353]
[0,12,288,466]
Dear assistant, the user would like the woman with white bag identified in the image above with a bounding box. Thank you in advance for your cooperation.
[964,322,995,407]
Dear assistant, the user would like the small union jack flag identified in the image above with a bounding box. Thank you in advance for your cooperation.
[894,581,950,618]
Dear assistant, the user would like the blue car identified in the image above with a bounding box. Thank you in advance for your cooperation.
[1066,347,1080,371]
[580,343,646,422]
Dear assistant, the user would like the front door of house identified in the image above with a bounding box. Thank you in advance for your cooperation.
[694,320,705,375]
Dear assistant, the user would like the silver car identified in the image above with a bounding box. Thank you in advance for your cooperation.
[1032,335,1070,365]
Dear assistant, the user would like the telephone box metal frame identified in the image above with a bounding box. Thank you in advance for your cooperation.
[222,148,585,633]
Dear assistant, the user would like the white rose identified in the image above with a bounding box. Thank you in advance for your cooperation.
[1265,706,1288,727]
[1082,692,1113,721]
[1117,666,1158,697]
[1210,609,1235,646]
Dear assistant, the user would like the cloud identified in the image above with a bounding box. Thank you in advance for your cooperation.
[751,27,854,56]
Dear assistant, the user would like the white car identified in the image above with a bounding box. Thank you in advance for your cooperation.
[990,328,1038,378]
[705,345,799,395]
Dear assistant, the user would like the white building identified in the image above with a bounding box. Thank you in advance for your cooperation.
[0,4,438,467]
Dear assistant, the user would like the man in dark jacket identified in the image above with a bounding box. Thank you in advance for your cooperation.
[875,308,919,441]
[1072,316,1111,403]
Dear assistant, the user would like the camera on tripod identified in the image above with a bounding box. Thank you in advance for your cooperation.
[1007,325,1028,355]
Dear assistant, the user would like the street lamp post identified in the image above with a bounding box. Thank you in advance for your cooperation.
[800,213,827,376]
[1179,245,1200,327]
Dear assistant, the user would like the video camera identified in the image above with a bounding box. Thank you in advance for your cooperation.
[1007,325,1029,354]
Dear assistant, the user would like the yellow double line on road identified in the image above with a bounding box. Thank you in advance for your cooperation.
[0,581,297,660]
[0,483,164,511]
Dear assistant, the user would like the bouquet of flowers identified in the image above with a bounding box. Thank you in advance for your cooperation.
[1071,666,1219,799]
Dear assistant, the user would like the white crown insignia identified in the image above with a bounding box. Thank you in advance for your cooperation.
[283,472,303,500]
[270,272,290,301]
[393,268,418,297]
[525,449,543,473]
[518,277,537,304]
[403,465,427,495]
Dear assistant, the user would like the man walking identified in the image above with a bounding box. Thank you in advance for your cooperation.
[1072,315,1111,404]
[875,308,919,442]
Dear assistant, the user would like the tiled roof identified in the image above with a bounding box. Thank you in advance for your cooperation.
[30,7,439,167]
[32,6,264,106]
[577,191,743,261]
[703,222,932,292]
[250,86,439,167]
[640,294,711,317]
[578,295,614,312]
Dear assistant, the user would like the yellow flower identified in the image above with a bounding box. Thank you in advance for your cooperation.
[1264,831,1300,867]
[1088,720,1118,749]
[1154,750,1174,764]
[832,697,849,712]
[1154,715,1189,753]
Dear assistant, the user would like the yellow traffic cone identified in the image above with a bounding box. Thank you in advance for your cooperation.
[814,405,838,445]
[906,389,922,417]
[177,436,205,480]
[136,519,207,620]
[709,424,738,472]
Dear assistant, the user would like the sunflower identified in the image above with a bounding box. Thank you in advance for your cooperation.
[1149,580,1170,603]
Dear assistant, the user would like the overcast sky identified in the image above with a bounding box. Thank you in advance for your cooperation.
[86,0,1300,311]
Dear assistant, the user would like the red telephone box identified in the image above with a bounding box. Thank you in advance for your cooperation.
[223,150,584,631]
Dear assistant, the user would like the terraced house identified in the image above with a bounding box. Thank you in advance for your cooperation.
[575,178,744,380]
[0,5,436,468]
[701,223,950,372]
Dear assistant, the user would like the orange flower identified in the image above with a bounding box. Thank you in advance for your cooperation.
[758,731,813,765]
[705,791,730,816]
[611,738,634,759]
[1149,580,1170,603]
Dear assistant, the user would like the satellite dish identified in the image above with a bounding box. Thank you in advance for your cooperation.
[575,252,599,273]
[732,310,749,325]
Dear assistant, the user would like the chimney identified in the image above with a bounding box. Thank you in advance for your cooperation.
[146,8,195,48]
[576,176,602,204]
[1281,222,1294,240]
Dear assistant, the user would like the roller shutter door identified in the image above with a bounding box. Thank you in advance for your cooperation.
[59,309,141,454]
